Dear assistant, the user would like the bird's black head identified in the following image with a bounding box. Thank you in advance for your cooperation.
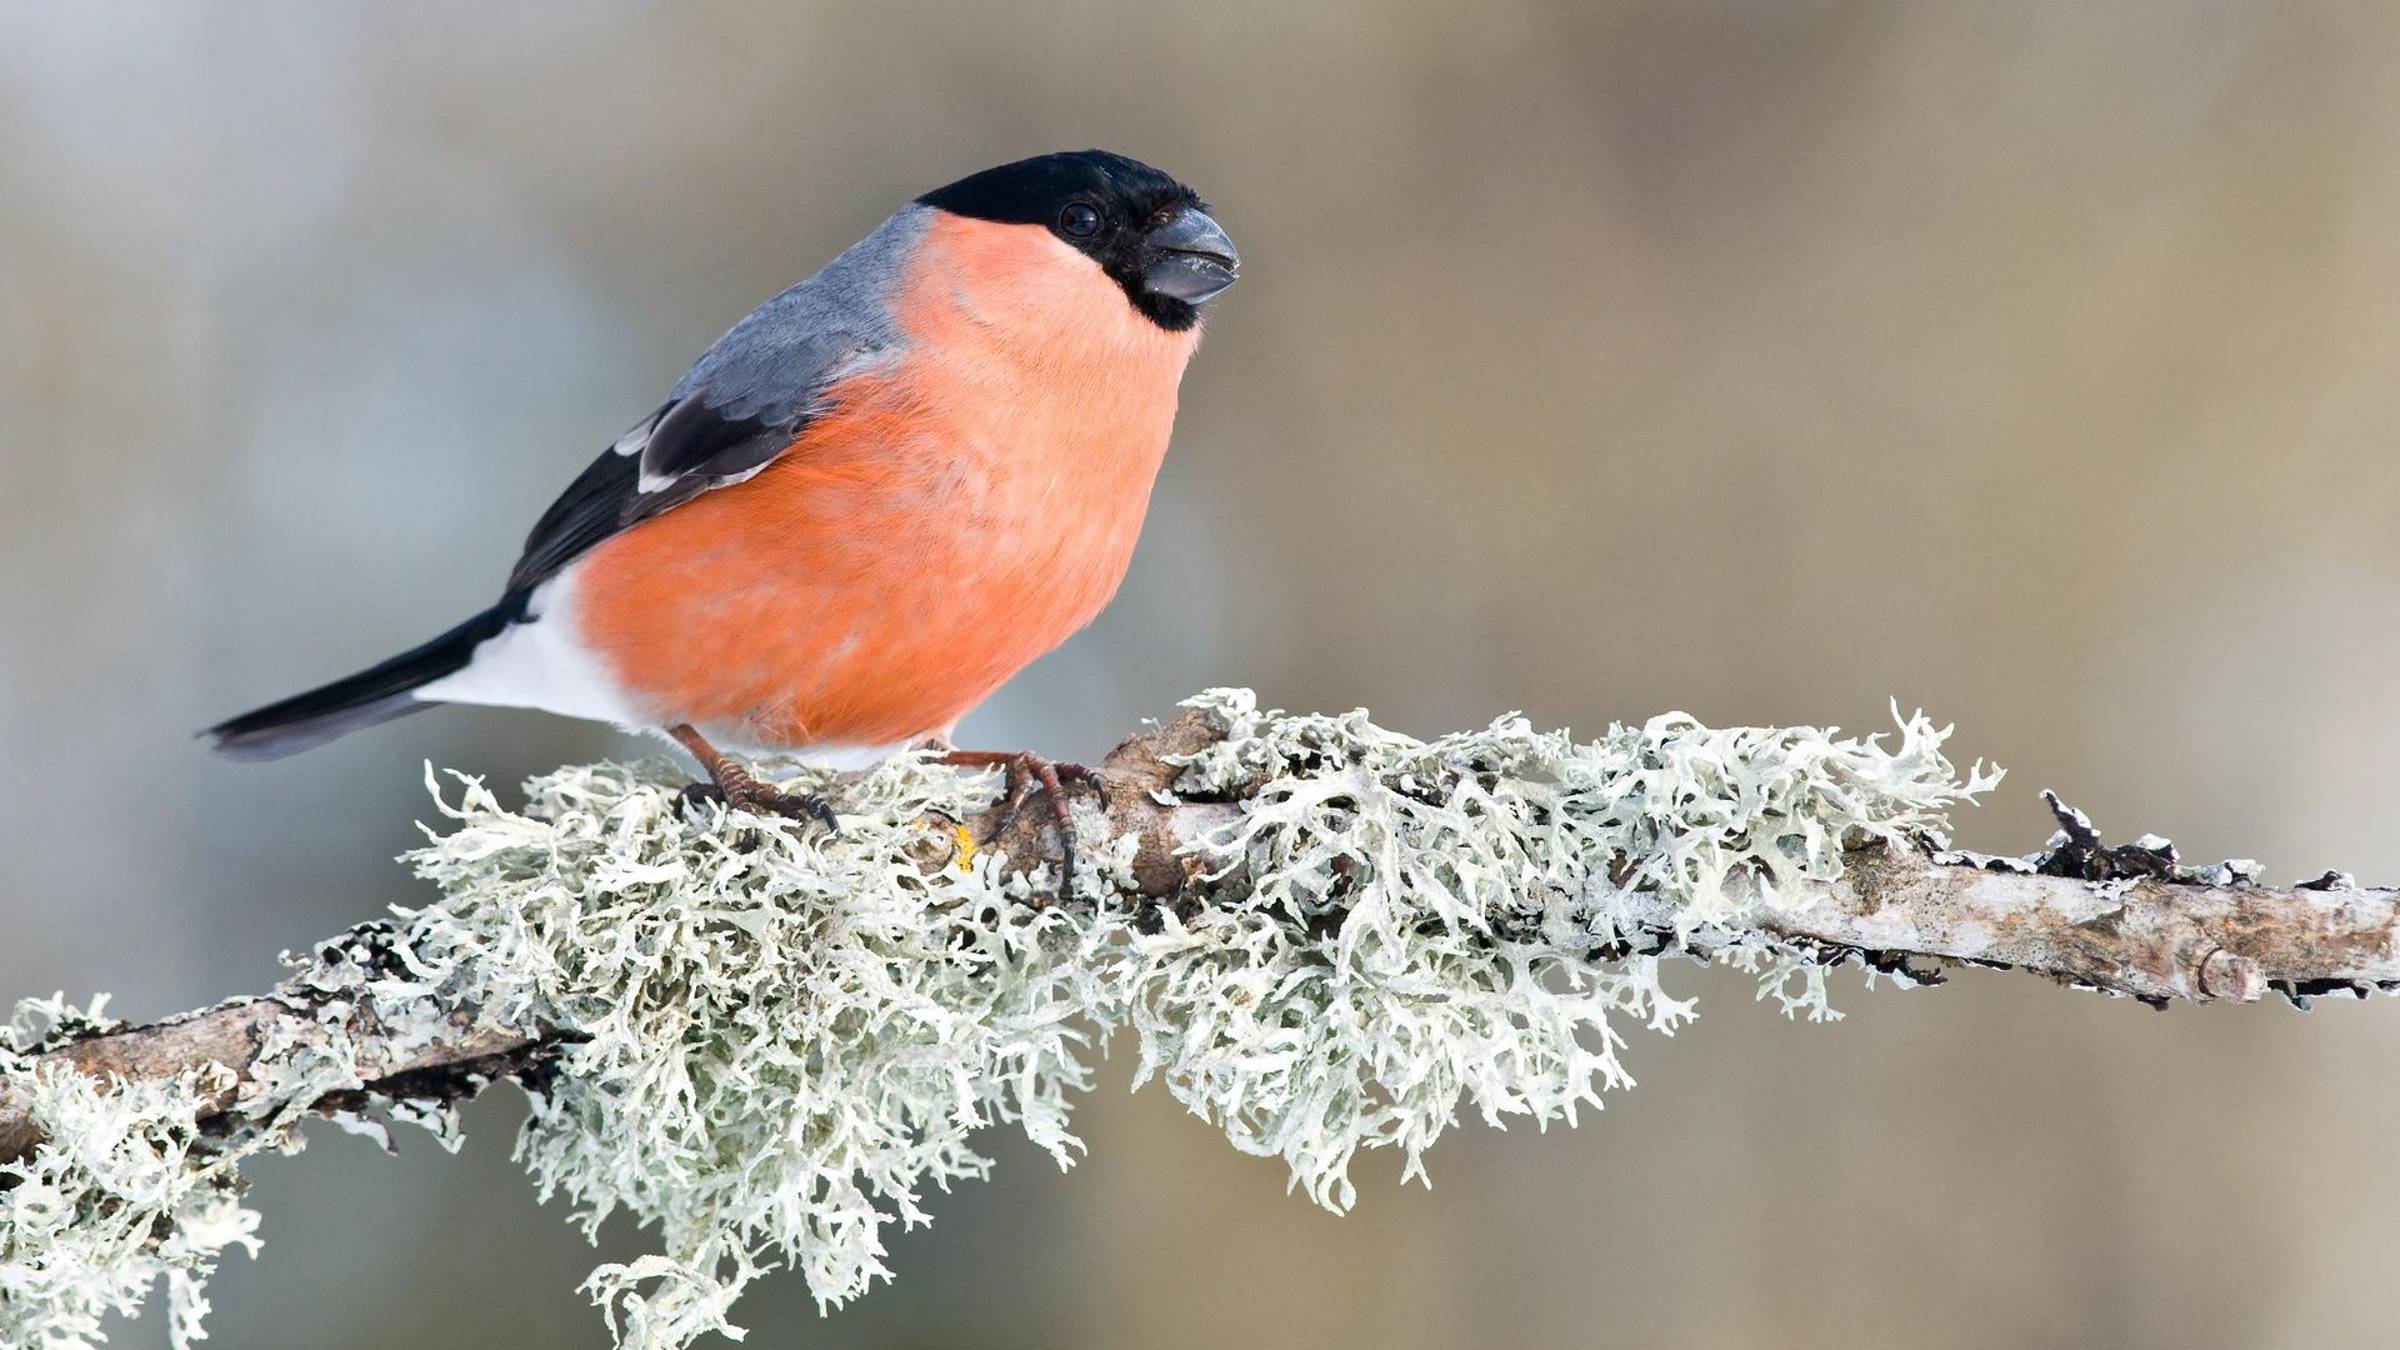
[918,149,1238,332]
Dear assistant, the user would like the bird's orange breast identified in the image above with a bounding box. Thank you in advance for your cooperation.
[572,212,1202,749]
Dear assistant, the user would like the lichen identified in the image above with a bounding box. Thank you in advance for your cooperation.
[0,690,1997,1349]
[0,963,490,1346]
[397,756,1105,1345]
[1,998,257,1350]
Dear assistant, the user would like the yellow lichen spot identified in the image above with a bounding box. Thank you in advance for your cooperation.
[951,822,979,870]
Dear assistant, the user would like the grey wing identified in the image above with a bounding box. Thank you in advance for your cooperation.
[501,314,889,597]
[499,206,923,597]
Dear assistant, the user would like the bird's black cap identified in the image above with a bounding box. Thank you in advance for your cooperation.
[918,149,1196,228]
[918,150,1232,330]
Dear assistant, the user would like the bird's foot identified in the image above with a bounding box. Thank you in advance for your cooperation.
[939,749,1109,895]
[678,760,839,830]
[667,722,839,830]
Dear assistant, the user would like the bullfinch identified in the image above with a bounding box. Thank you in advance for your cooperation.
[209,149,1239,840]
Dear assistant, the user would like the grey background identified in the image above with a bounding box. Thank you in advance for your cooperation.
[4,3,2398,1347]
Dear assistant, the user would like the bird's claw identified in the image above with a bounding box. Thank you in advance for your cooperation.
[1060,761,1111,814]
[680,769,839,831]
[941,749,1109,897]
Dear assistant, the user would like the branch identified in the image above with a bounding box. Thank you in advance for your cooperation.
[6,710,2394,1166]
[6,694,2395,1348]
[1778,828,2398,1006]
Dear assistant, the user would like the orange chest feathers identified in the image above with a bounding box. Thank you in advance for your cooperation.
[574,213,1203,748]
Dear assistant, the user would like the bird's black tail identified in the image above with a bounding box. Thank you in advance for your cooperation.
[206,600,519,760]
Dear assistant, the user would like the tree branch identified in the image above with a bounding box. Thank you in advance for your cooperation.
[6,709,2394,1171]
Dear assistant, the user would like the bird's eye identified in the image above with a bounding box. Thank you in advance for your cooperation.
[1059,202,1103,238]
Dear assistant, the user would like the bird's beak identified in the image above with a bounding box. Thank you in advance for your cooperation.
[1142,206,1240,303]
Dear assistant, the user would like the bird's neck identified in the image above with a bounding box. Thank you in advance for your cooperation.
[896,212,1200,489]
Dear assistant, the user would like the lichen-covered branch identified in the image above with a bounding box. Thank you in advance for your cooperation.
[0,996,539,1167]
[5,691,2394,1349]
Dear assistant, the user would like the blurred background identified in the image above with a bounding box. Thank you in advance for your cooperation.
[5,3,2399,1346]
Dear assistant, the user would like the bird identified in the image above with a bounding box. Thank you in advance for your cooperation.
[208,149,1238,848]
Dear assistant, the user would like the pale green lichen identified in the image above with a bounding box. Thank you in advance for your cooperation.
[399,756,1105,1345]
[0,691,1996,1349]
[1,998,256,1350]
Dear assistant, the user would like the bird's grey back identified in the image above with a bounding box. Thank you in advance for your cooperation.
[668,203,932,420]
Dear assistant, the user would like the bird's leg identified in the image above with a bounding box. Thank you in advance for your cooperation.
[669,724,838,829]
[936,748,1110,891]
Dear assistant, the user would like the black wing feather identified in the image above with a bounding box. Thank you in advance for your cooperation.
[503,395,807,594]
[640,393,804,484]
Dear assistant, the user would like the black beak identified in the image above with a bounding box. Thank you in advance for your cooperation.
[1142,206,1240,303]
